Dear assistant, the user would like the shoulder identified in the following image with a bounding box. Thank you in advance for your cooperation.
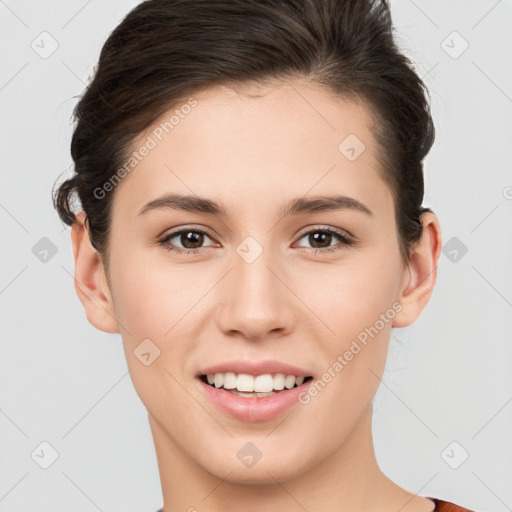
[429,498,474,511]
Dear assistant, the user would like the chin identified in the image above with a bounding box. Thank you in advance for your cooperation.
[206,458,308,485]
[195,439,317,485]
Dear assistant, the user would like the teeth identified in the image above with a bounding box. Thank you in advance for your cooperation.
[237,373,256,392]
[229,390,277,398]
[223,372,237,389]
[214,373,223,389]
[205,372,307,392]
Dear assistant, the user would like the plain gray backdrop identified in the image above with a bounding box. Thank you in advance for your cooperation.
[1,1,511,511]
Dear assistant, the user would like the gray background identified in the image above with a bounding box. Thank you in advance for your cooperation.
[1,1,511,511]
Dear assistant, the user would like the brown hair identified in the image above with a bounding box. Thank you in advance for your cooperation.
[53,0,435,264]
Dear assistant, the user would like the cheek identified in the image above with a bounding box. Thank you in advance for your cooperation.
[305,255,401,334]
[107,255,197,420]
[108,253,184,335]
[300,250,401,392]
[107,253,211,390]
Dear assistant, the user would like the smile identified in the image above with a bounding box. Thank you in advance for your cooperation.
[201,372,313,396]
[196,373,314,422]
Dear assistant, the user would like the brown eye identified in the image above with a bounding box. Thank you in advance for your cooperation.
[159,228,216,254]
[307,231,334,249]
[295,228,353,253]
[178,230,205,249]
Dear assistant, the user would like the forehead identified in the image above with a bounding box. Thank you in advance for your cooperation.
[112,79,392,221]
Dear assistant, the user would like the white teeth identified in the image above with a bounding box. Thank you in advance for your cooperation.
[254,374,273,392]
[205,372,309,392]
[214,373,223,388]
[284,375,295,389]
[223,372,237,389]
[236,373,254,392]
[230,390,276,398]
[273,373,285,390]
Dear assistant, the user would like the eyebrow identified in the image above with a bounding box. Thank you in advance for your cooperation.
[137,193,373,218]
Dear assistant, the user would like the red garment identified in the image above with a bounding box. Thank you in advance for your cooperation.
[428,498,473,511]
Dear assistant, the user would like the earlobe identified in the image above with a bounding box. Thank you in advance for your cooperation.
[71,211,120,334]
[392,212,442,328]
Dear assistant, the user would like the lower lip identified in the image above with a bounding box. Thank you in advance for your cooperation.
[196,377,313,422]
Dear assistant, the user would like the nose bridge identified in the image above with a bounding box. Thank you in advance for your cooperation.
[216,237,294,340]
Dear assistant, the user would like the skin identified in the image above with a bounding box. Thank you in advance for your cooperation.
[70,79,442,511]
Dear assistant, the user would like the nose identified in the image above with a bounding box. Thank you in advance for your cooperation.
[214,247,296,342]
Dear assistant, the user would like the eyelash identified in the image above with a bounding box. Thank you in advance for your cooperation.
[157,226,354,256]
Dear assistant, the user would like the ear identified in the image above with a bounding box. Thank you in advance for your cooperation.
[392,211,442,328]
[70,211,120,333]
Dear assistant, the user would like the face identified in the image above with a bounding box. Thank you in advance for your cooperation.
[90,79,416,483]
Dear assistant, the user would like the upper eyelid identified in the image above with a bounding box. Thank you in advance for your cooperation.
[296,225,352,239]
[158,224,215,239]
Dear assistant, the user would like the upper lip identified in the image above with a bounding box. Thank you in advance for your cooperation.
[197,360,313,378]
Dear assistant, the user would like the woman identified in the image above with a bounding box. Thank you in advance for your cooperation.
[53,0,473,510]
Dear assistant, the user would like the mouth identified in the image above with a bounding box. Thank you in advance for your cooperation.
[198,374,314,398]
[196,371,315,421]
[195,360,316,421]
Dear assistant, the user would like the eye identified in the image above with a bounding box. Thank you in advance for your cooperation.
[294,227,354,254]
[158,228,217,255]
[158,226,354,256]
